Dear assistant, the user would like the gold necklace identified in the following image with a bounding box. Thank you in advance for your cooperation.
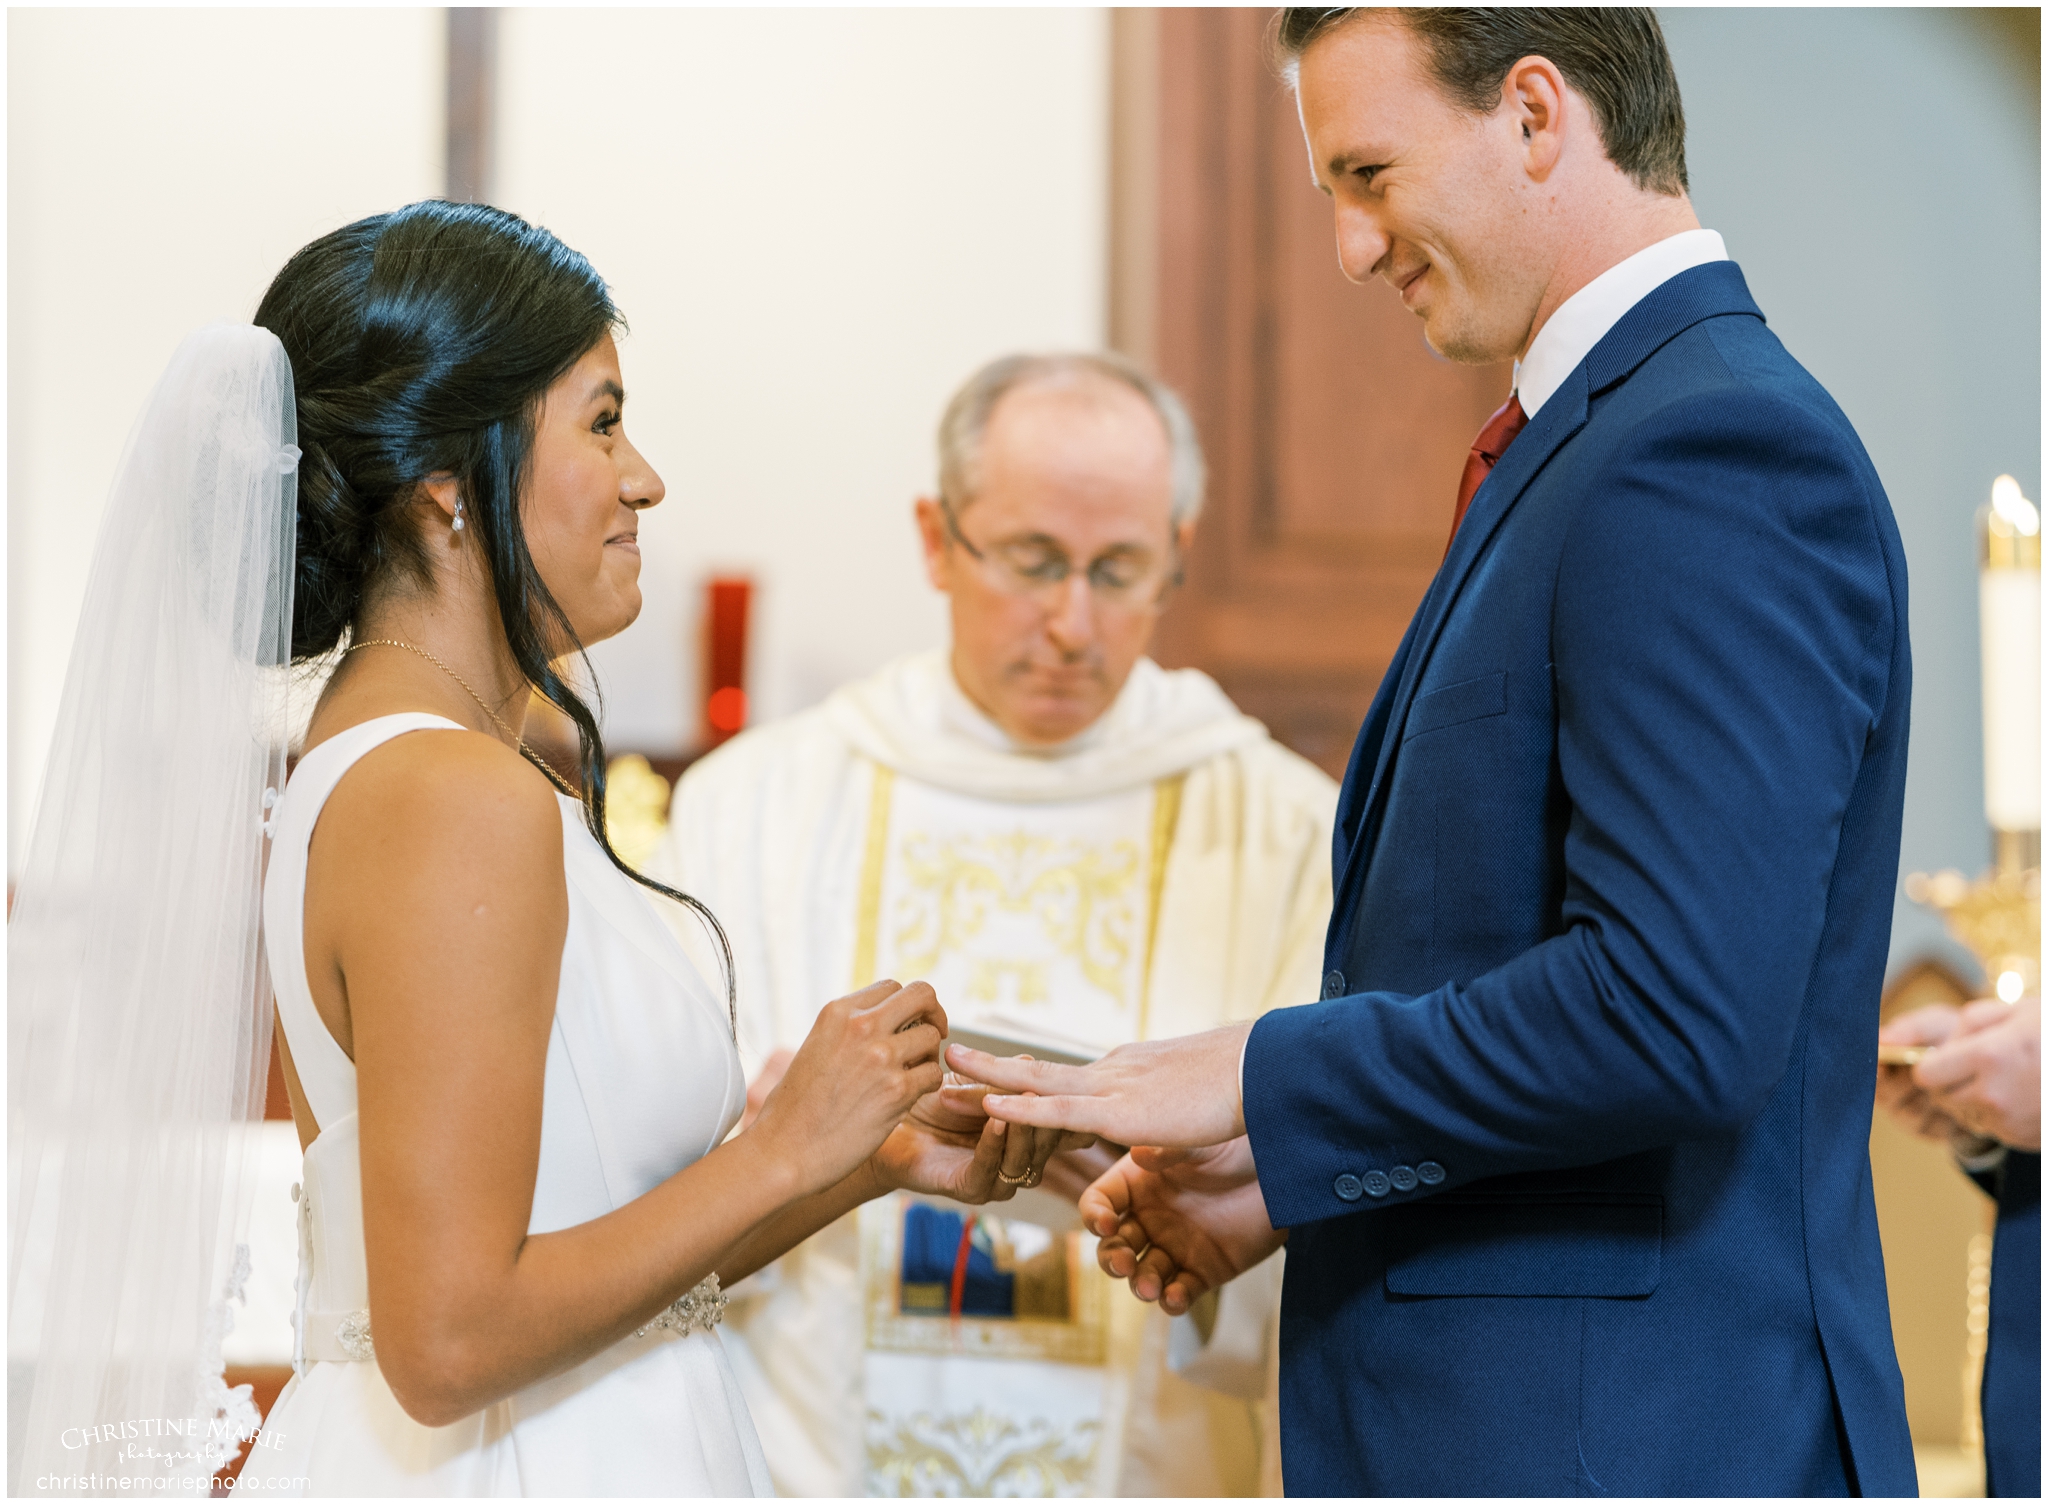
[346,638,579,798]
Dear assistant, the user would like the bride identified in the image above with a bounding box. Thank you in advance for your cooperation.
[8,200,1072,1497]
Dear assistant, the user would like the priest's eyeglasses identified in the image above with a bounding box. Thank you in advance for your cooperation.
[938,496,1182,609]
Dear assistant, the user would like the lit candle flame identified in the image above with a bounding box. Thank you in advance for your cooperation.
[1990,474,2039,536]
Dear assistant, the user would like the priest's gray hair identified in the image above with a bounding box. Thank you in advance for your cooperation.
[937,351,1207,526]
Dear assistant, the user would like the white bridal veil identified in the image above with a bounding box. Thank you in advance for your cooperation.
[8,324,298,1494]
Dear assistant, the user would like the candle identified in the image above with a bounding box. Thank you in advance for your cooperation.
[703,575,753,749]
[1980,475,2041,837]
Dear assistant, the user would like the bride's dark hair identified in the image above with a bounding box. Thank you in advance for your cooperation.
[255,199,733,1023]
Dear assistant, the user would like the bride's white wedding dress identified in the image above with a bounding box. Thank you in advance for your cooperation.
[251,713,773,1496]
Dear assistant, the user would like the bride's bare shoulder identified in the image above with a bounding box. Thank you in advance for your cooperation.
[314,724,565,875]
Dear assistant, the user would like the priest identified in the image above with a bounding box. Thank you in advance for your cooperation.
[648,351,1337,1496]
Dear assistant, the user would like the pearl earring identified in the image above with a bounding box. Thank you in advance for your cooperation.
[452,499,466,533]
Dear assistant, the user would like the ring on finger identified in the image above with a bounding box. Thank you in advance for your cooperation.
[998,1168,1033,1186]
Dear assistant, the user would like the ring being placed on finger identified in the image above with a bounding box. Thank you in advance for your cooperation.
[998,1168,1032,1186]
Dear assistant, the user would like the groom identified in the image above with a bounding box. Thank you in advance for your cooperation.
[958,8,1918,1494]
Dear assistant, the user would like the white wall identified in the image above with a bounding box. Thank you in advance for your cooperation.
[1659,9,2041,974]
[5,7,1110,875]
[493,9,1110,753]
[6,8,444,873]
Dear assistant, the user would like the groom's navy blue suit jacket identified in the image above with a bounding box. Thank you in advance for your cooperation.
[1242,263,1917,1496]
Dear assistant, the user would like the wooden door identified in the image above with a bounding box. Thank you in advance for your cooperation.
[1123,8,1511,776]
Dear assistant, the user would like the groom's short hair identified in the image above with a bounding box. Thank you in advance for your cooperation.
[1271,8,1689,197]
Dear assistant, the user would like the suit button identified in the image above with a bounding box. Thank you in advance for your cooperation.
[1333,1173,1363,1202]
[1417,1161,1446,1185]
[1362,1170,1392,1198]
[1322,970,1347,1000]
[1390,1165,1418,1192]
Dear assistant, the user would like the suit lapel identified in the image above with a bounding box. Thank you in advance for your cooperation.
[1325,261,1770,950]
[1374,367,1589,777]
[1325,375,1589,941]
[1332,608,1418,856]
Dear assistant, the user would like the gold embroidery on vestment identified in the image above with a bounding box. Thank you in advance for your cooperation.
[1139,773,1185,1043]
[890,831,1142,1006]
[865,1405,1101,1497]
[847,769,1196,1032]
[851,763,896,988]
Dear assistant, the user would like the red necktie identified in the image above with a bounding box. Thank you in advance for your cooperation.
[1448,394,1529,550]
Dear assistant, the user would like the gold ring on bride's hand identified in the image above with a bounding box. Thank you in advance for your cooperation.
[998,1168,1032,1185]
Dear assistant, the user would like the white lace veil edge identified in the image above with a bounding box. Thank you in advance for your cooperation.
[8,323,298,1495]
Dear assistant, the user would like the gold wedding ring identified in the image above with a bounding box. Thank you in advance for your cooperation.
[997,1168,1032,1186]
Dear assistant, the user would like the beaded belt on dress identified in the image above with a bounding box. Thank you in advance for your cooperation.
[635,1276,729,1339]
[298,1277,729,1363]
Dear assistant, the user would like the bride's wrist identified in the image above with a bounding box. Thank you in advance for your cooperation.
[732,1118,812,1205]
[861,1133,906,1197]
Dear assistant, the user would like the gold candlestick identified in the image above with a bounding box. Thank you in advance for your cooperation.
[1901,476,2038,1489]
[1903,867,2040,1003]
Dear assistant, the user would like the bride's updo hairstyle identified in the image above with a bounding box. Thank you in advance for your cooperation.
[255,200,732,1011]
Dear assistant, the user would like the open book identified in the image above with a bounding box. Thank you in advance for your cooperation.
[945,1015,1101,1069]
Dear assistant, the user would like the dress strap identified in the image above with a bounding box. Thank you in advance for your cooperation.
[263,713,467,1133]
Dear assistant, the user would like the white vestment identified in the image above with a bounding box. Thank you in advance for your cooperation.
[650,651,1336,1497]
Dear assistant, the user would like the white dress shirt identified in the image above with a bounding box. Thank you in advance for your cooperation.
[1514,228,1728,418]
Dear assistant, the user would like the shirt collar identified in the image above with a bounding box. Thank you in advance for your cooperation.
[1513,229,1728,418]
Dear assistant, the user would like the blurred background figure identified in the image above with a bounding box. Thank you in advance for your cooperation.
[649,351,1337,1495]
[1878,998,2040,1497]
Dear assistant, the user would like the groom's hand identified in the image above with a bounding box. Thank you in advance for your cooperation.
[1079,1136,1285,1315]
[911,1072,1101,1159]
[948,1022,1252,1149]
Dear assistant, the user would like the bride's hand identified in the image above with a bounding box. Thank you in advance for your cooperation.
[873,1074,1096,1204]
[920,1068,1098,1159]
[745,980,947,1198]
